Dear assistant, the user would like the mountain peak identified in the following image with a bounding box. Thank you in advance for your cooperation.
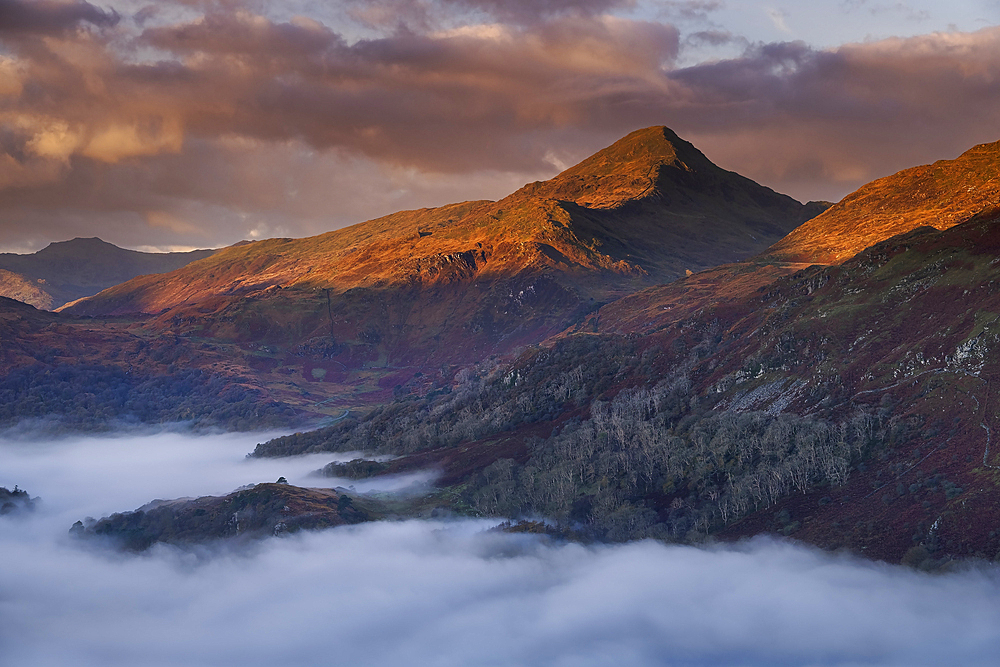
[527,126,716,208]
[560,126,694,177]
[44,237,117,250]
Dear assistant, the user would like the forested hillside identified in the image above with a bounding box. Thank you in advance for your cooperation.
[255,213,1000,562]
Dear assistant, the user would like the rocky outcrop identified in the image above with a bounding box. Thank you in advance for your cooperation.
[72,482,383,551]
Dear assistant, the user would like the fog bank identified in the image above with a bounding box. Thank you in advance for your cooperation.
[3,432,1000,666]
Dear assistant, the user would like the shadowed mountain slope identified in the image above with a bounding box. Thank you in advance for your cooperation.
[61,128,818,376]
[0,296,298,432]
[0,238,215,310]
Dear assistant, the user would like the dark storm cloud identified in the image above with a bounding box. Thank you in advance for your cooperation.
[0,0,119,34]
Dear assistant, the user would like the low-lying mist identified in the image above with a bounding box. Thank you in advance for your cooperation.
[3,431,1000,667]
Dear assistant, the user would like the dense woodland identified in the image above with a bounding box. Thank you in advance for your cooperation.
[256,328,911,542]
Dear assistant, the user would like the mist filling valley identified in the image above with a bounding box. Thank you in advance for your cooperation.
[2,431,1000,667]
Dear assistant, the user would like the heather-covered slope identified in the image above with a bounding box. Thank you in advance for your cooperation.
[586,138,1000,338]
[0,269,52,310]
[62,128,817,376]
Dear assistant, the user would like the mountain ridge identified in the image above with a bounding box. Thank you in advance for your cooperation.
[60,127,817,384]
[764,139,1000,264]
[0,237,216,309]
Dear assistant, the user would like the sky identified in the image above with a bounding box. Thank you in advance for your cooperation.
[0,0,998,252]
[4,430,1000,666]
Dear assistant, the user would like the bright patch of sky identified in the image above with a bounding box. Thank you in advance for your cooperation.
[107,0,1000,67]
[651,1,1000,65]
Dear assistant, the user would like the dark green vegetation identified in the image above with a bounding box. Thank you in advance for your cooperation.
[0,237,214,310]
[255,213,1000,563]
[73,483,382,551]
[317,458,392,479]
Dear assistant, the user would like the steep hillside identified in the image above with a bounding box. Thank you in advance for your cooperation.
[252,211,1000,564]
[585,138,1000,338]
[0,270,52,310]
[765,139,1000,264]
[0,297,298,432]
[0,237,215,309]
[61,128,817,384]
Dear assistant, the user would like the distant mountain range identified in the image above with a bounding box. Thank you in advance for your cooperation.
[6,127,1000,568]
[0,237,215,310]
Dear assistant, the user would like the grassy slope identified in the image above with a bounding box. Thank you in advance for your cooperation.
[765,139,1000,264]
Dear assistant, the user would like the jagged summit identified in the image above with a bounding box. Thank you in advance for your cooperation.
[521,126,729,209]
[765,137,1000,265]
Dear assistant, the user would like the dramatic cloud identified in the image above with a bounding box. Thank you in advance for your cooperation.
[0,0,998,251]
[4,432,1000,666]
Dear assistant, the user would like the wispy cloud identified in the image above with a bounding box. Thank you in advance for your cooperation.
[766,7,792,33]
